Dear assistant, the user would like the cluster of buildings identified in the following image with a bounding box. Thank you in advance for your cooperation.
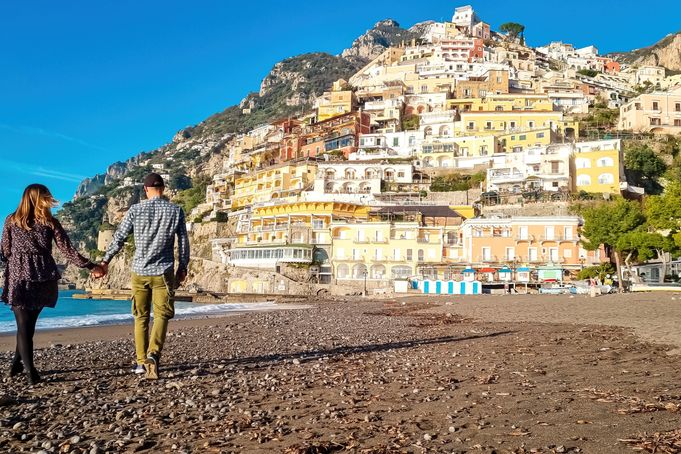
[100,5,681,292]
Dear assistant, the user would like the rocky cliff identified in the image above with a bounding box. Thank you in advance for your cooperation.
[611,31,681,72]
[59,18,414,258]
[341,19,419,64]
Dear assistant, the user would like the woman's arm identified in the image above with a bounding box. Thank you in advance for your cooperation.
[1,217,12,262]
[52,219,95,269]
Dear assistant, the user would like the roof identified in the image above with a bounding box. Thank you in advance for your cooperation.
[372,205,465,218]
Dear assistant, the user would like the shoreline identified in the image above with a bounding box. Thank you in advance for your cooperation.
[0,302,311,351]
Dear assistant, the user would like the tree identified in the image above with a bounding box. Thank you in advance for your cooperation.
[616,231,676,283]
[499,22,525,43]
[170,174,192,191]
[579,199,646,288]
[624,145,667,194]
[577,69,599,78]
[645,181,681,251]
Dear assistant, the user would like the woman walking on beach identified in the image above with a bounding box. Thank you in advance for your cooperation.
[0,184,104,384]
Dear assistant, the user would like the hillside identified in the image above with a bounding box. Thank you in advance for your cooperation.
[60,19,416,251]
[610,31,681,72]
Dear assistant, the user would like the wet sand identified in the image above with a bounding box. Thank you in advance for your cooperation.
[0,293,680,453]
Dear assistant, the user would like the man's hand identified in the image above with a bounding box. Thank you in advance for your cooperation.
[175,268,187,289]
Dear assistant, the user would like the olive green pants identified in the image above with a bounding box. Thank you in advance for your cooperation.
[131,271,175,365]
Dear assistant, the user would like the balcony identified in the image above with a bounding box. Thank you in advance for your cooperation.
[539,235,577,242]
[353,238,371,244]
[373,238,389,244]
[476,256,499,263]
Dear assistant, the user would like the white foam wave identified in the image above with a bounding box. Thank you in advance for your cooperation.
[0,302,277,333]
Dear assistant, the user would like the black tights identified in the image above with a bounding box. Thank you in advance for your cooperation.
[12,307,42,373]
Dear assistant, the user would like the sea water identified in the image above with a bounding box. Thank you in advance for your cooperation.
[0,290,275,333]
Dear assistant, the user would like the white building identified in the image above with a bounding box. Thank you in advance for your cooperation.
[313,162,414,195]
[353,130,424,160]
[485,144,573,193]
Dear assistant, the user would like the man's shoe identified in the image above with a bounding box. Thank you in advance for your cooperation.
[144,355,159,380]
[132,364,145,375]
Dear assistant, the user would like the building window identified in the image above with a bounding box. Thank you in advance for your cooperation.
[676,103,681,112]
[598,173,614,184]
[485,121,493,130]
[505,247,515,261]
[528,121,535,128]
[650,118,661,126]
[406,249,412,261]
[393,137,399,146]
[675,119,681,127]
[597,157,614,167]
[577,174,591,186]
[652,101,659,110]
[536,132,545,138]
[417,249,424,262]
[481,247,492,261]
[495,105,503,111]
[467,122,475,130]
[576,158,591,169]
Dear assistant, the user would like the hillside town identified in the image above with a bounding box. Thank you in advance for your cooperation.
[91,5,681,296]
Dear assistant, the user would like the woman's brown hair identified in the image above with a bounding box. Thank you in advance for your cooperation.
[10,184,57,230]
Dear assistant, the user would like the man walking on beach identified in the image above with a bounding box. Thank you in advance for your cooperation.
[100,173,190,379]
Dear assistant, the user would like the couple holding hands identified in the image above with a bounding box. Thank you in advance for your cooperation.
[1,173,190,383]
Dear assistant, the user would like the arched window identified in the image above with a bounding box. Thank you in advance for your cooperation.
[598,173,614,184]
[438,125,450,136]
[575,158,591,169]
[336,264,349,279]
[391,266,412,278]
[576,174,591,186]
[597,157,614,167]
[352,264,368,279]
[424,127,433,137]
[345,169,356,180]
[370,264,386,279]
[417,249,425,262]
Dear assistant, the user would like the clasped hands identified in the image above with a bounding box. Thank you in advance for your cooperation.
[90,262,188,286]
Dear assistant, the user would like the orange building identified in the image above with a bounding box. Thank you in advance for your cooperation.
[460,216,606,270]
[454,69,509,99]
[298,111,371,159]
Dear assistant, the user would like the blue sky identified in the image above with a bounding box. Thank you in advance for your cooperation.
[1,0,679,220]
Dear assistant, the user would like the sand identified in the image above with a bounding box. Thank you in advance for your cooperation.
[0,293,680,453]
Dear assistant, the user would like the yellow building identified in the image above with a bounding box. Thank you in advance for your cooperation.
[231,162,317,210]
[317,80,356,122]
[418,135,496,167]
[573,139,624,194]
[330,221,446,282]
[229,202,370,283]
[457,111,579,151]
[235,202,369,247]
[448,94,554,113]
[495,128,552,152]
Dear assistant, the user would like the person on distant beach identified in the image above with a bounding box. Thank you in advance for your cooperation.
[99,173,190,380]
[0,184,105,385]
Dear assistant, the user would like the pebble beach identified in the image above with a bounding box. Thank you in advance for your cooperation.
[1,293,681,453]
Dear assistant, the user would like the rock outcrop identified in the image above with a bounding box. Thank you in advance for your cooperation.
[611,31,681,71]
[341,19,417,64]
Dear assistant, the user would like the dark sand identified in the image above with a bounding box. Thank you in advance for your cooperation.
[0,293,680,453]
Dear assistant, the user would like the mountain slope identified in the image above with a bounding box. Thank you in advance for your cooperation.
[60,19,410,250]
[610,31,681,71]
